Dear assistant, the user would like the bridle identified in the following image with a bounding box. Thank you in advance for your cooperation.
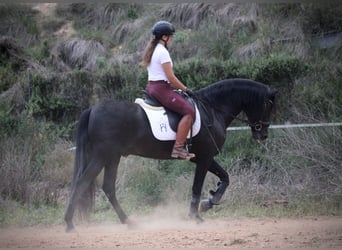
[227,101,272,132]
[194,94,271,129]
[192,94,272,153]
[248,120,270,131]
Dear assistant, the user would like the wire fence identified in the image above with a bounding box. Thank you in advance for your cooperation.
[68,122,342,151]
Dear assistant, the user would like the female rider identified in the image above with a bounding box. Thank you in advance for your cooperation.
[140,21,195,160]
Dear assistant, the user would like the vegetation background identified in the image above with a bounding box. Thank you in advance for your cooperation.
[0,3,341,226]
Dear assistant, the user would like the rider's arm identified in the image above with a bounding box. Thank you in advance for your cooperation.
[162,62,187,92]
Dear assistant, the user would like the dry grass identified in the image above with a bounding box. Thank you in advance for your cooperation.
[266,126,342,195]
[29,139,75,205]
[0,136,74,205]
[0,4,39,47]
[221,126,341,208]
[160,3,258,28]
[0,137,32,202]
[41,140,74,186]
[232,38,266,60]
[1,124,340,225]
[161,3,215,28]
[81,124,342,212]
[56,38,106,71]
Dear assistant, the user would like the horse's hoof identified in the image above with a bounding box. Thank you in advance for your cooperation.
[189,213,204,224]
[195,215,204,224]
[65,226,77,233]
[125,218,138,230]
[199,199,213,213]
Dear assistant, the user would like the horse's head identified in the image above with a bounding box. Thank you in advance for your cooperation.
[247,89,277,142]
[197,79,278,142]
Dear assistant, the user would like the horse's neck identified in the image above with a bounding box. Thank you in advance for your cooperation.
[214,94,243,127]
[223,106,243,128]
[200,96,243,129]
[198,79,268,128]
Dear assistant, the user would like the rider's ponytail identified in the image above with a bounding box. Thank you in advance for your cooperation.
[140,38,159,67]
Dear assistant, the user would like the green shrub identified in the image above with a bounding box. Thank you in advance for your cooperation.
[0,98,15,136]
[293,58,342,121]
[244,54,308,121]
[95,65,146,101]
[30,40,50,62]
[250,54,308,86]
[127,4,140,19]
[0,65,16,92]
[175,58,243,89]
[25,70,95,123]
[174,55,308,93]
[27,74,73,122]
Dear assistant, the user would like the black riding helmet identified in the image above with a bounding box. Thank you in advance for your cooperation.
[152,21,175,39]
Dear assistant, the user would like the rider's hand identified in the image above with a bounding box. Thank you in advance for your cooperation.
[185,88,194,97]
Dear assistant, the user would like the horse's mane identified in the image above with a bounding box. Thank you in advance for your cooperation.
[197,78,269,106]
[196,79,270,117]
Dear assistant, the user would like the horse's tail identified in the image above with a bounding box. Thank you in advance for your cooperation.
[71,108,95,217]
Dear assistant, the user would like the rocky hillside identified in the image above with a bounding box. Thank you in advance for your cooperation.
[1,3,341,125]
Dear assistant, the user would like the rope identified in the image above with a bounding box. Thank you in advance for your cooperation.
[227,122,342,131]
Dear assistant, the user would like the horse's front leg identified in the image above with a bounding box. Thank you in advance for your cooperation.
[200,160,229,212]
[189,159,210,222]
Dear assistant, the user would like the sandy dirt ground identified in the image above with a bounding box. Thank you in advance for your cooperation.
[1,216,341,248]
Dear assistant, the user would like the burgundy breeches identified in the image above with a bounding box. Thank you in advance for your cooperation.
[146,81,195,120]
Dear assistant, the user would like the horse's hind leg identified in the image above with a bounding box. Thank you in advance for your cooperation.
[64,158,104,232]
[102,155,129,225]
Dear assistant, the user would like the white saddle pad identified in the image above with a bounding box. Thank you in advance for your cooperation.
[135,98,201,141]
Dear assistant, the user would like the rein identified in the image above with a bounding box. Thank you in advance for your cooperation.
[194,94,270,130]
[192,93,271,153]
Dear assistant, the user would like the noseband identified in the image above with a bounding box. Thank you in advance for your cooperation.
[193,95,272,154]
[237,99,273,131]
[249,120,270,131]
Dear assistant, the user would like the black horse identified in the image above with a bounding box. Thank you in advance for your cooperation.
[64,78,277,232]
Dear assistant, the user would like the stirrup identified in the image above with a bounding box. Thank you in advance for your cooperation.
[171,146,195,160]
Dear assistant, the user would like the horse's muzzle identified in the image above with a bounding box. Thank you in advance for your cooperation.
[252,131,268,141]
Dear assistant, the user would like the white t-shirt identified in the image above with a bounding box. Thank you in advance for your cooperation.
[147,43,173,82]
